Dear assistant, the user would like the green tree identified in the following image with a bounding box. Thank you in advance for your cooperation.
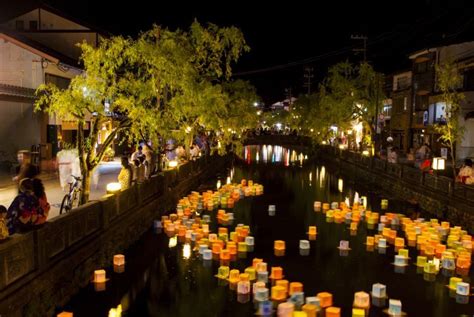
[36,36,134,204]
[36,22,253,204]
[434,61,465,179]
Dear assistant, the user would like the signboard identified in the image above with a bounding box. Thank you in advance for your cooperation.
[440,147,448,159]
[423,111,429,126]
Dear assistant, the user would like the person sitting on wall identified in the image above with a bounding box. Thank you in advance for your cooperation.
[388,146,398,164]
[7,178,44,234]
[456,159,474,185]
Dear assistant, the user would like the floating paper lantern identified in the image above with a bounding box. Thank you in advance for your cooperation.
[220,249,230,261]
[326,306,341,317]
[302,304,317,317]
[306,296,320,308]
[449,277,463,290]
[271,285,287,301]
[245,236,254,247]
[216,266,230,279]
[416,256,427,267]
[277,302,294,317]
[338,240,351,250]
[274,240,286,256]
[353,291,370,309]
[238,242,247,253]
[289,282,303,295]
[276,279,289,295]
[237,280,250,295]
[228,269,240,284]
[366,236,374,246]
[113,254,125,267]
[317,292,333,308]
[314,201,322,212]
[371,283,387,298]
[203,249,213,260]
[57,312,73,317]
[257,271,268,283]
[423,262,438,274]
[245,267,257,281]
[94,269,106,283]
[255,288,269,302]
[352,308,365,317]
[256,261,267,272]
[270,267,283,280]
[308,226,317,235]
[253,281,266,294]
[289,292,305,310]
[257,301,273,316]
[388,299,402,316]
[456,282,470,296]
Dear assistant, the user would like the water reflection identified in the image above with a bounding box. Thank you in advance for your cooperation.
[242,145,307,166]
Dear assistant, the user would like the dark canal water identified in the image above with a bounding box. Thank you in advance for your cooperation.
[62,145,474,317]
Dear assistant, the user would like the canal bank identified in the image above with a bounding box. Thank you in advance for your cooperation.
[0,155,230,317]
[316,145,474,234]
[61,147,473,317]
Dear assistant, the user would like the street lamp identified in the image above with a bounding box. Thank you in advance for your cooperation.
[106,182,121,194]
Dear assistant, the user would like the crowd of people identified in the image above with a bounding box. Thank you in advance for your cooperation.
[117,141,206,191]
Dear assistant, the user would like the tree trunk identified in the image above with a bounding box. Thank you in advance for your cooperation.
[80,168,91,205]
[77,122,90,205]
[450,142,456,180]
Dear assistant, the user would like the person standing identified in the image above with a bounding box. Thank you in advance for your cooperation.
[118,156,132,190]
[456,159,474,185]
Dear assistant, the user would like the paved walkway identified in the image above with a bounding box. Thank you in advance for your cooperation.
[0,161,121,219]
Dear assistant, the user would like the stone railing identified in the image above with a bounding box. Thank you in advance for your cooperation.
[0,155,228,316]
[316,145,474,233]
[319,145,462,197]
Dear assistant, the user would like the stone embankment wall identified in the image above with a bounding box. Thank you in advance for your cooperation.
[317,146,474,234]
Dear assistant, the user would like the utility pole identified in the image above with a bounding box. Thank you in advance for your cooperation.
[303,67,314,95]
[285,88,293,111]
[351,34,368,62]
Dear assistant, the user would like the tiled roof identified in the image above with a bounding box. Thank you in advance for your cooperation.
[0,83,36,99]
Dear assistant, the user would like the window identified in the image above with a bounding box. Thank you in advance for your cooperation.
[15,20,24,30]
[415,61,429,73]
[464,70,474,90]
[415,94,429,110]
[396,76,410,90]
[45,73,70,89]
[29,20,38,30]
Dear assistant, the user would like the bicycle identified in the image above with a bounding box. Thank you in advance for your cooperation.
[60,175,81,215]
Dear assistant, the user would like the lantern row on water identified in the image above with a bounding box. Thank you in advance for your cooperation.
[313,198,472,301]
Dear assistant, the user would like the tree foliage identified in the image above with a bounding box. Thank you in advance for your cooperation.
[434,61,465,178]
[35,21,256,204]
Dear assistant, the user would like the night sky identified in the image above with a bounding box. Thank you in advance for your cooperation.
[1,0,474,103]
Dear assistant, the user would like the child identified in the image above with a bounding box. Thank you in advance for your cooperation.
[0,205,9,240]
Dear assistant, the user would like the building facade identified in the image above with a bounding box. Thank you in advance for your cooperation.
[408,42,474,161]
[0,5,105,162]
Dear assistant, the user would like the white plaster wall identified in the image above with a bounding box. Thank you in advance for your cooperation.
[0,39,43,88]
